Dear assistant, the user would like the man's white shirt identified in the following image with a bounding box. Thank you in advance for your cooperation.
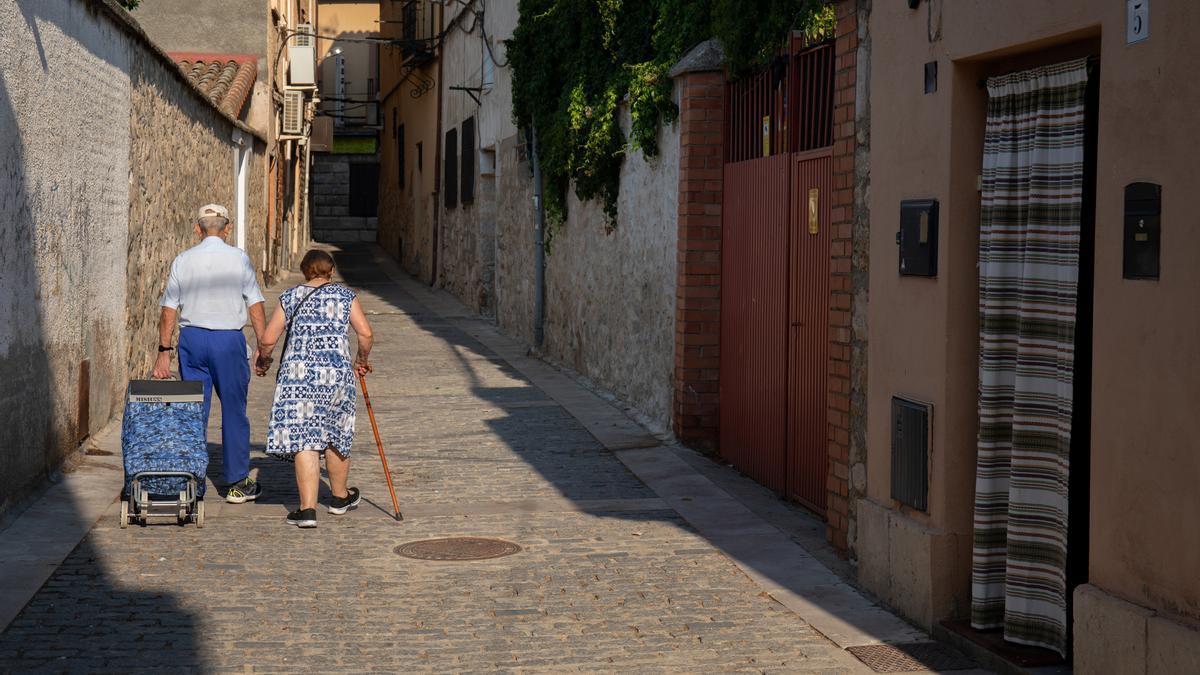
[160,236,265,330]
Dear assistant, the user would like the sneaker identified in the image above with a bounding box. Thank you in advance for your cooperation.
[327,487,361,515]
[286,508,317,528]
[225,477,262,504]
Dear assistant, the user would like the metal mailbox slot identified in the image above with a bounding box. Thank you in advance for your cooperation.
[1124,182,1161,280]
[898,199,939,277]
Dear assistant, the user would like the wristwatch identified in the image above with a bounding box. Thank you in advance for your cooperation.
[158,345,174,353]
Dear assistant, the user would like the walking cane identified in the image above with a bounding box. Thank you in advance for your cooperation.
[358,373,402,521]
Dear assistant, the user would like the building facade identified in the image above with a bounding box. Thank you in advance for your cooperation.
[309,0,381,243]
[858,0,1199,670]
[377,0,442,283]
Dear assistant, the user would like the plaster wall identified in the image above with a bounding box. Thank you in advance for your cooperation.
[863,0,1200,649]
[316,1,379,126]
[0,0,132,512]
[376,0,438,282]
[0,0,274,514]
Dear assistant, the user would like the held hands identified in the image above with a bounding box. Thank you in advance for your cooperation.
[254,348,274,377]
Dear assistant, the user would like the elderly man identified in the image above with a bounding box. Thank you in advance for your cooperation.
[152,204,267,504]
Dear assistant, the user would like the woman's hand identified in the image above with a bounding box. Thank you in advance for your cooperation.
[254,349,274,377]
[354,353,373,377]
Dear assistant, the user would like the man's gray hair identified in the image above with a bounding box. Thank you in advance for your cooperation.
[198,214,230,233]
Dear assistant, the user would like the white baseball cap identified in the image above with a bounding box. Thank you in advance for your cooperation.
[198,203,229,219]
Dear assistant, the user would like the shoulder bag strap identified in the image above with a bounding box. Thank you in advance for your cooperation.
[276,283,330,380]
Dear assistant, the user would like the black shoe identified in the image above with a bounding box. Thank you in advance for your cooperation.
[286,508,317,528]
[225,477,262,504]
[328,487,361,515]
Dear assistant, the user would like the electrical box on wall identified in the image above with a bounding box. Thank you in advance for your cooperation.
[1124,182,1161,279]
[891,396,930,512]
[898,199,939,277]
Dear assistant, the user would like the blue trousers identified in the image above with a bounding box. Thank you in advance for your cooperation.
[178,327,251,484]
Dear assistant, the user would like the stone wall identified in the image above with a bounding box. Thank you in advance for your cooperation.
[0,0,273,515]
[310,153,379,243]
[126,45,269,378]
[494,134,538,345]
[487,106,680,432]
[0,0,133,513]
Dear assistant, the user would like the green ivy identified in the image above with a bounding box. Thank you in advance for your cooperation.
[118,0,142,9]
[509,0,833,232]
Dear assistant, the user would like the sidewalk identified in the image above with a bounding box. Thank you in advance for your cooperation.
[0,244,983,673]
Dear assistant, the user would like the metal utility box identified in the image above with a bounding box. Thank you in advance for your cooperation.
[898,199,938,277]
[891,396,930,512]
[1123,182,1161,280]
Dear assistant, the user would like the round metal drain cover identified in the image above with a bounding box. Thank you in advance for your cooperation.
[395,537,521,561]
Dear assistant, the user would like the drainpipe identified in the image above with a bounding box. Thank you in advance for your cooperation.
[530,123,545,348]
[430,3,445,287]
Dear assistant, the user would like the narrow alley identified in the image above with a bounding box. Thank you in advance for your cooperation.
[0,245,970,673]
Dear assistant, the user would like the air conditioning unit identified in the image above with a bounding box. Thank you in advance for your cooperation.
[282,89,305,135]
[288,23,316,85]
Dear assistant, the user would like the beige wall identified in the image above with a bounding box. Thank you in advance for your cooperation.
[316,1,379,126]
[863,0,1200,656]
[377,0,440,282]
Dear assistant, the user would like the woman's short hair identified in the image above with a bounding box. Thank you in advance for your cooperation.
[300,249,336,280]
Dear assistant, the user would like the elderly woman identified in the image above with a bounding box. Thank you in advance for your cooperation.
[255,250,374,528]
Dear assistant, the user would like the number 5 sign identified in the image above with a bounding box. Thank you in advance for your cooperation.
[1127,0,1149,45]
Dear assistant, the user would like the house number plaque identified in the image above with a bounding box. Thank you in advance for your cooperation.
[808,188,820,234]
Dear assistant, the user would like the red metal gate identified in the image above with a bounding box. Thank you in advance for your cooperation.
[719,42,834,514]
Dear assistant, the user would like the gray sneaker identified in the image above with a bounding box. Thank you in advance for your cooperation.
[225,477,262,504]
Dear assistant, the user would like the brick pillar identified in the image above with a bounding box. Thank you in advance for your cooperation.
[671,45,726,451]
[826,0,860,555]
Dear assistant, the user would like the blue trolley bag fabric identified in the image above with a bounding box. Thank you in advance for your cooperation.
[121,380,208,497]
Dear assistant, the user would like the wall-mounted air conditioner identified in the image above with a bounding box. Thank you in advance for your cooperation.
[289,23,316,86]
[282,89,305,135]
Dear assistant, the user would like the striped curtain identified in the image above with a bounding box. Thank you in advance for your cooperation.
[971,58,1089,657]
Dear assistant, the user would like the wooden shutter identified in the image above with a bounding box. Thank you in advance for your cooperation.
[461,116,475,204]
[444,128,458,208]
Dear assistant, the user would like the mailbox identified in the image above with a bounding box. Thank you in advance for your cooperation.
[898,199,939,277]
[1123,182,1161,280]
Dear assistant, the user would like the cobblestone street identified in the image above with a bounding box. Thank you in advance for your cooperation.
[0,247,925,673]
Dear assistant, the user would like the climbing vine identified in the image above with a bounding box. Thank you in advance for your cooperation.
[509,0,833,230]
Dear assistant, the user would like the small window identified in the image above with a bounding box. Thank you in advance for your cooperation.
[460,117,475,204]
[417,141,423,172]
[444,129,458,208]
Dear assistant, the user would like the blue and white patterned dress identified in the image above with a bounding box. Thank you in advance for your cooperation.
[266,284,358,459]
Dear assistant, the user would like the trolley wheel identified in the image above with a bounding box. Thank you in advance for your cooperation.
[119,500,129,529]
[195,500,205,528]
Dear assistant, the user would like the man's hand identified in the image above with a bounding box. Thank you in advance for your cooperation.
[152,351,173,379]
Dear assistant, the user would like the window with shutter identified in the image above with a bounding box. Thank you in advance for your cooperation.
[444,128,458,208]
[461,117,476,204]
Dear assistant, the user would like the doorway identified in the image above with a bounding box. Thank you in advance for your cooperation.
[719,41,835,514]
[968,52,1098,660]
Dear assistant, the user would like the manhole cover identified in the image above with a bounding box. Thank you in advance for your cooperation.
[846,643,974,673]
[394,537,521,561]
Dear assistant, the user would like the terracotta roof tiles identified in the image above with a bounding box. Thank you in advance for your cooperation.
[169,53,258,118]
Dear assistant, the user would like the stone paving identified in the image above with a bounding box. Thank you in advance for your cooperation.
[0,246,888,673]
